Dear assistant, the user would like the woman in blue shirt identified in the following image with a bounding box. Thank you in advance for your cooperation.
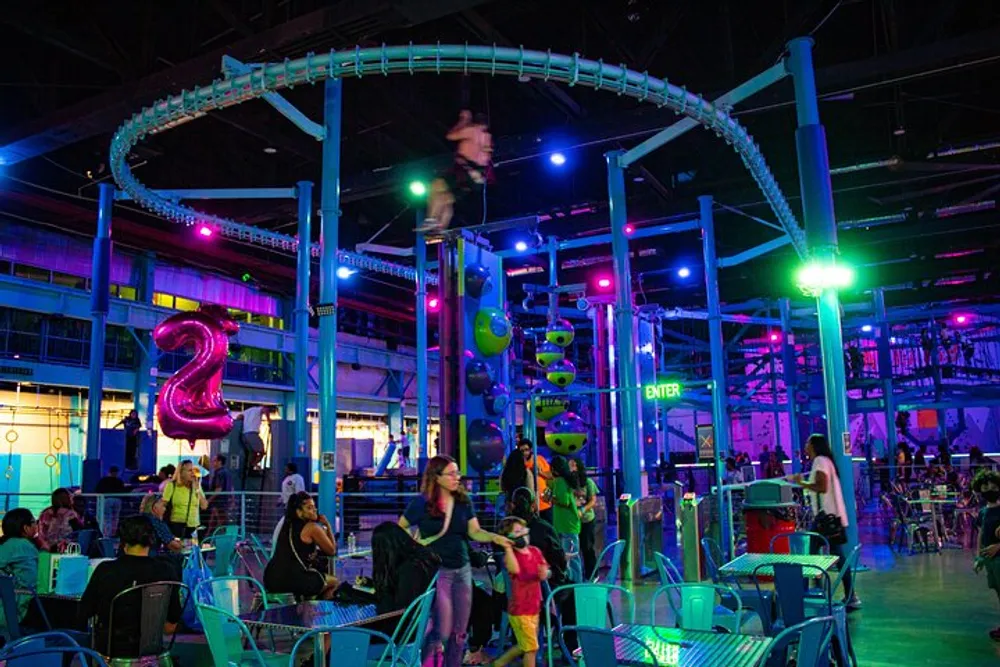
[398,455,510,667]
[0,508,42,631]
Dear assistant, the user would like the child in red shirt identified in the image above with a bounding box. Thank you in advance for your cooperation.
[494,517,549,666]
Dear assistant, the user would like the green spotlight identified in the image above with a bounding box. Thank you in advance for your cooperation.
[408,180,427,197]
[796,260,855,294]
[241,272,252,283]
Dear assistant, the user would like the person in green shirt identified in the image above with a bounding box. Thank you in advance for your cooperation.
[571,457,600,580]
[162,460,209,538]
[0,508,43,631]
[550,456,583,582]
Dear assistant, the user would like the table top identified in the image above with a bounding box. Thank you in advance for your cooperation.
[609,624,772,667]
[336,548,372,560]
[719,552,840,577]
[239,599,398,633]
[17,588,82,601]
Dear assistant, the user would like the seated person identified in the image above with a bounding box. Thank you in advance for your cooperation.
[264,492,338,599]
[38,488,83,551]
[79,515,183,657]
[0,509,44,631]
[140,494,184,555]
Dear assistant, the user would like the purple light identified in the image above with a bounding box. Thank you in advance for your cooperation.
[954,313,971,325]
[427,296,441,312]
[197,224,214,238]
[769,333,780,343]
[597,277,612,290]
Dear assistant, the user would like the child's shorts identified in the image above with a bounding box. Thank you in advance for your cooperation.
[509,614,540,652]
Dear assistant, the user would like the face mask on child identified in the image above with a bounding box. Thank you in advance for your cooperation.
[510,535,528,549]
[981,490,1000,503]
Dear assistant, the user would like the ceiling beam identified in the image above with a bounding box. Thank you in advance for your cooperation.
[1,7,128,77]
[0,0,493,165]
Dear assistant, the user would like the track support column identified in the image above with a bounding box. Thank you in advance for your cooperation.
[779,298,802,473]
[874,288,896,476]
[295,181,313,464]
[318,79,342,521]
[415,223,429,469]
[606,150,642,500]
[84,183,115,491]
[788,37,858,549]
[699,195,732,559]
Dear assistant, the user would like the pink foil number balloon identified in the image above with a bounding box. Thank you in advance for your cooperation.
[154,305,239,446]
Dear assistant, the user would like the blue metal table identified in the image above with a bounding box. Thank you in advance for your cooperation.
[719,552,839,577]
[608,624,771,666]
[239,600,399,633]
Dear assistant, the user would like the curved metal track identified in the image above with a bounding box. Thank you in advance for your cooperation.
[110,44,807,282]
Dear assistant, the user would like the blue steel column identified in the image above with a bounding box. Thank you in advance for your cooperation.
[84,183,114,490]
[605,150,641,499]
[779,298,802,473]
[699,195,732,559]
[295,181,313,460]
[547,236,558,321]
[874,288,896,471]
[415,225,429,469]
[318,80,342,520]
[788,37,858,549]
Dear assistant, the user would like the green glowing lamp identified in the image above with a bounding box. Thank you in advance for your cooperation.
[796,260,854,295]
[408,180,428,198]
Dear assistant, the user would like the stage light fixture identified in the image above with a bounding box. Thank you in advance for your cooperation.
[409,180,428,197]
[515,240,529,252]
[336,266,355,279]
[597,277,612,290]
[550,152,567,166]
[770,333,780,342]
[861,324,873,333]
[677,266,691,278]
[624,224,635,235]
[196,224,214,238]
[796,261,855,294]
[427,296,441,312]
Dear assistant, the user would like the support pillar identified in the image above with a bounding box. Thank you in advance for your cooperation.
[318,80,342,520]
[779,298,802,473]
[134,252,157,431]
[788,37,858,549]
[295,181,313,460]
[84,183,114,491]
[699,195,732,559]
[874,288,896,465]
[605,150,641,500]
[547,236,558,322]
[415,226,429,468]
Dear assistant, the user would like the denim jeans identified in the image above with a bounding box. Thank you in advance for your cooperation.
[425,564,472,667]
[560,534,583,583]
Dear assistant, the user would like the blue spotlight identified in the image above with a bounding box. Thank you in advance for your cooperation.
[549,152,566,166]
[514,240,528,252]
[861,324,873,333]
[336,266,355,280]
[677,266,691,278]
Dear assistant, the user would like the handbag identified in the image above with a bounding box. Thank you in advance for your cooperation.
[182,546,211,630]
[812,511,847,546]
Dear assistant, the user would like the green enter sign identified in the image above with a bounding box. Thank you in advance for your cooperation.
[644,382,683,400]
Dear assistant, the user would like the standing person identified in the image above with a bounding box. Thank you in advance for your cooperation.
[398,455,510,667]
[398,430,412,469]
[205,454,233,535]
[264,492,339,600]
[492,517,548,667]
[238,405,275,472]
[915,444,927,468]
[280,462,306,508]
[570,457,599,580]
[157,465,176,493]
[38,488,83,551]
[519,438,553,524]
[790,434,861,609]
[161,460,208,539]
[549,456,583,583]
[500,448,534,511]
[96,466,126,538]
[897,442,913,484]
[971,470,1000,641]
[116,410,142,470]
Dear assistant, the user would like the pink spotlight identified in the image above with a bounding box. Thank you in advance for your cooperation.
[597,277,612,290]
[770,333,780,343]
[954,313,971,325]
[197,224,214,238]
[427,296,441,312]
[624,224,635,235]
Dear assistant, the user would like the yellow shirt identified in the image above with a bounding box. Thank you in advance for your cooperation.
[163,482,202,528]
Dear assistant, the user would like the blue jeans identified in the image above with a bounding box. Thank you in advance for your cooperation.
[426,564,472,667]
[560,534,583,583]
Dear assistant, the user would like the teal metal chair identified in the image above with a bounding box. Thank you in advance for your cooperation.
[758,616,835,667]
[196,602,287,667]
[590,539,626,583]
[385,587,436,667]
[203,534,239,577]
[653,551,682,586]
[195,575,277,650]
[0,631,81,667]
[804,544,861,667]
[544,583,635,667]
[769,531,830,555]
[650,583,743,633]
[560,625,660,667]
[700,537,771,633]
[291,627,396,667]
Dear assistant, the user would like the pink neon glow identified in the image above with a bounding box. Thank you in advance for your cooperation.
[770,333,780,342]
[597,277,612,289]
[953,313,971,325]
[624,224,635,235]
[197,225,213,238]
[427,297,441,312]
